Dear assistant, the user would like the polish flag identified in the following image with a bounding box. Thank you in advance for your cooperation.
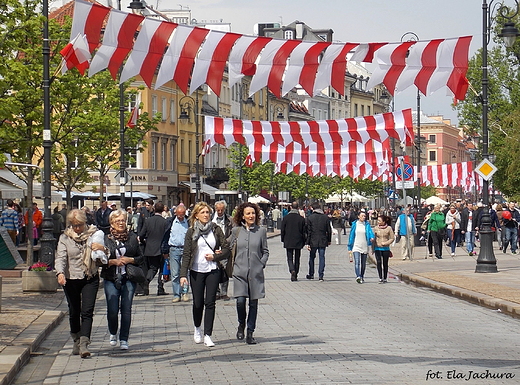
[120,19,177,88]
[126,104,139,128]
[201,139,212,156]
[60,33,91,75]
[89,9,144,79]
[69,0,110,53]
[243,154,254,168]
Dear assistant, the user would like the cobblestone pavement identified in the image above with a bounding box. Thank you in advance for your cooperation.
[8,237,520,385]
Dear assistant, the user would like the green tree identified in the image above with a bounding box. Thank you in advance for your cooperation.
[454,10,520,198]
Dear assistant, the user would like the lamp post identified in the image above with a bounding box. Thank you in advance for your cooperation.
[238,85,254,204]
[179,93,201,202]
[118,0,145,210]
[476,0,519,273]
[40,0,55,268]
[400,31,423,246]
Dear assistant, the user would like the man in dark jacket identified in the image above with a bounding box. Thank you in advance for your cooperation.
[139,201,170,295]
[305,202,332,281]
[281,202,306,282]
[95,200,112,234]
[212,200,233,300]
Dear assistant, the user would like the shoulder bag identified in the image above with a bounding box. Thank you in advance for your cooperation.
[126,263,146,283]
[201,231,229,283]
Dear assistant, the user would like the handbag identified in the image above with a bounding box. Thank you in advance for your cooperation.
[395,234,401,243]
[162,258,171,282]
[389,251,393,258]
[126,263,146,284]
[218,262,228,283]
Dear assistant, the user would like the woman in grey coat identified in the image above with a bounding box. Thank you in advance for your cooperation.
[231,202,269,344]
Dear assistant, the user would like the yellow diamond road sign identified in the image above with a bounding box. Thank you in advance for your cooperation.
[475,159,498,181]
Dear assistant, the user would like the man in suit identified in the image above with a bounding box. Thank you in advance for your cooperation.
[281,202,306,281]
[95,200,112,235]
[305,202,332,281]
[139,201,170,296]
[212,200,233,300]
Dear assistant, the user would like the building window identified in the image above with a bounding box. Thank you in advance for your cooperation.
[180,139,185,163]
[429,150,437,162]
[127,146,137,168]
[361,105,365,116]
[151,95,158,118]
[354,104,358,117]
[161,141,166,170]
[367,106,371,116]
[429,134,436,143]
[284,30,294,40]
[151,141,157,169]
[161,97,167,121]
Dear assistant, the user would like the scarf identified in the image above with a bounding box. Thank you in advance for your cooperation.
[192,220,213,241]
[64,224,99,278]
[109,226,129,243]
[378,224,388,229]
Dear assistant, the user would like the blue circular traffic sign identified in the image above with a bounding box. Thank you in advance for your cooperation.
[397,163,414,180]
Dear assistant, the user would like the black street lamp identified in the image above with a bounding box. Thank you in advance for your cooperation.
[477,0,519,273]
[119,0,145,211]
[179,93,201,202]
[40,0,55,267]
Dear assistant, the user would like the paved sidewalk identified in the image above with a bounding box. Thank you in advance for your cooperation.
[1,230,519,384]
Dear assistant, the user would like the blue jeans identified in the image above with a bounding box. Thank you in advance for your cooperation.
[169,247,183,298]
[237,296,258,332]
[308,247,326,279]
[447,229,461,253]
[504,227,518,252]
[465,231,475,253]
[353,252,367,279]
[104,277,136,342]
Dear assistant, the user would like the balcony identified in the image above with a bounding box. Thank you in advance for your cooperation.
[204,167,229,187]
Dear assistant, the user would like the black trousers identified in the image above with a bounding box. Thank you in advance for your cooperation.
[145,255,165,293]
[63,275,99,339]
[286,248,301,275]
[374,250,390,280]
[190,269,220,336]
[431,231,444,257]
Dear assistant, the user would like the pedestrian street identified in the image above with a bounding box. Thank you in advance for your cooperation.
[15,240,520,385]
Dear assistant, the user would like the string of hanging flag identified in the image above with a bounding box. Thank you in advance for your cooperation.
[62,0,472,101]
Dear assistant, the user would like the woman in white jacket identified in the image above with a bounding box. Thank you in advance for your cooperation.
[445,205,461,257]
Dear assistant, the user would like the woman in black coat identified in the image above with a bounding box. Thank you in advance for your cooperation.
[280,202,306,281]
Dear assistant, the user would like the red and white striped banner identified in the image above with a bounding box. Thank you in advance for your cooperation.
[63,0,473,100]
[204,109,412,178]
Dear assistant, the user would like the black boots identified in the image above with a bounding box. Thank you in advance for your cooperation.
[246,330,256,345]
[236,324,245,340]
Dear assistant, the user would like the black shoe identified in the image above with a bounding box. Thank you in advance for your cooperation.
[236,324,245,340]
[306,274,314,280]
[157,291,170,296]
[246,330,256,345]
[290,271,296,281]
[436,256,442,259]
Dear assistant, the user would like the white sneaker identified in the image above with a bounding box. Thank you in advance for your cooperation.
[451,253,455,257]
[120,340,129,350]
[109,334,117,346]
[204,334,215,347]
[194,327,203,344]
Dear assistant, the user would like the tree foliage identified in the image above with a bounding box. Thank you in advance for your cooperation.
[225,143,385,203]
[0,2,158,207]
[454,10,520,199]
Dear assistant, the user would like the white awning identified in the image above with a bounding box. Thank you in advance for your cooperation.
[180,182,219,199]
[0,181,24,200]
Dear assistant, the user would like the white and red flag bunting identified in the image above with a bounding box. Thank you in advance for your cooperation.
[204,109,412,178]
[60,33,91,75]
[64,0,473,100]
[88,9,144,79]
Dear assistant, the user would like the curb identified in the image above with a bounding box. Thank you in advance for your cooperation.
[0,310,65,385]
[396,271,520,319]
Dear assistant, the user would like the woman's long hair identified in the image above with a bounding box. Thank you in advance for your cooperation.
[189,202,213,227]
[233,202,261,226]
